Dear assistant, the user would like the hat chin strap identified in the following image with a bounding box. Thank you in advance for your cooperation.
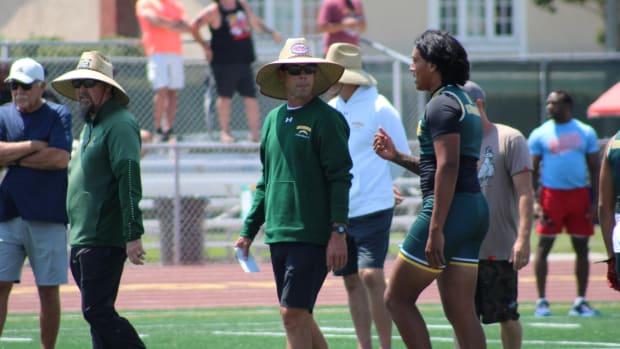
[83,85,113,121]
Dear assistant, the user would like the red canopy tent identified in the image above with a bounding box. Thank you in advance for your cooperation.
[588,81,620,118]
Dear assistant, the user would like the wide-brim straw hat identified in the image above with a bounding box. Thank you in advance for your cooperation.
[325,43,376,86]
[256,37,344,100]
[51,51,129,106]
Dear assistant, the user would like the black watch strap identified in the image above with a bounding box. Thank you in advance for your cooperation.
[334,224,347,234]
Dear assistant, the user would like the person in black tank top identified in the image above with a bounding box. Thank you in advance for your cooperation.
[190,0,282,143]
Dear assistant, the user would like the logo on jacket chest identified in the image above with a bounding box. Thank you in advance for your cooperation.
[295,125,311,139]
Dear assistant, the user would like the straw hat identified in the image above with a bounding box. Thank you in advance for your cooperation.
[51,51,129,106]
[256,37,344,100]
[325,43,376,86]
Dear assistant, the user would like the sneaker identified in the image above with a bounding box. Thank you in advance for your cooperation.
[162,128,174,142]
[535,299,551,317]
[569,301,600,317]
[153,128,165,143]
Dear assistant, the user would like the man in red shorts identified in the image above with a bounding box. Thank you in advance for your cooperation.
[528,90,600,317]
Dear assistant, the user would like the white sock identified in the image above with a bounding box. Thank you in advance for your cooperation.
[574,296,585,305]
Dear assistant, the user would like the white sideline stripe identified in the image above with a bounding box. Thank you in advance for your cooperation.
[320,327,354,332]
[0,337,33,342]
[529,322,581,328]
[320,324,452,332]
[212,330,620,347]
[521,339,620,348]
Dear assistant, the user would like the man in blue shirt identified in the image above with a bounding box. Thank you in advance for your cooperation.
[528,90,600,317]
[0,57,73,349]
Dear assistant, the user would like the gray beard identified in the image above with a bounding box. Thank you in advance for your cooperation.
[78,101,94,122]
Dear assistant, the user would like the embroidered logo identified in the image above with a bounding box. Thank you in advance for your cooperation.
[290,43,310,57]
[285,116,293,123]
[351,121,364,129]
[77,58,93,69]
[295,125,311,139]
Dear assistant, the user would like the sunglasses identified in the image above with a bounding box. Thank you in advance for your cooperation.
[281,64,318,76]
[71,79,98,89]
[7,80,35,91]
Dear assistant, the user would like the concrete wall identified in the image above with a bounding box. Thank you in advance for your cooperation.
[363,1,428,56]
[527,1,605,53]
[1,0,100,41]
[0,0,206,41]
[0,0,608,55]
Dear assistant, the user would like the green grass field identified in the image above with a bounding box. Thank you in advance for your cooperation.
[2,227,607,348]
[2,302,620,348]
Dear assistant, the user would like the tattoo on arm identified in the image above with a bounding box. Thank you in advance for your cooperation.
[394,153,421,175]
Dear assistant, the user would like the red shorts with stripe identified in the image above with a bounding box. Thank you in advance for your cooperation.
[536,187,594,237]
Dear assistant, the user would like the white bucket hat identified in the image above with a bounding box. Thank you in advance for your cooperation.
[325,43,376,86]
[256,37,344,100]
[51,51,129,106]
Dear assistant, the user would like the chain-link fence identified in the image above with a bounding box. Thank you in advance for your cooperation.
[0,39,422,141]
[3,39,620,264]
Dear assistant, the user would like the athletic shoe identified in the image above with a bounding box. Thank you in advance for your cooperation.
[162,128,174,142]
[568,301,600,317]
[534,299,551,317]
[154,128,165,143]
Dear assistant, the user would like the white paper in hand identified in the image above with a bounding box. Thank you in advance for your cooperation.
[235,247,260,273]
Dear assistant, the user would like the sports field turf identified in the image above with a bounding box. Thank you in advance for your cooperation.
[2,302,620,348]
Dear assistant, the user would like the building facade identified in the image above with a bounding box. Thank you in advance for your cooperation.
[0,0,607,57]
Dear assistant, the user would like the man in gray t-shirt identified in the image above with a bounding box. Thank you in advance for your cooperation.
[464,81,534,349]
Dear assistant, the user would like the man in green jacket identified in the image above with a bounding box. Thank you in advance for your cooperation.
[52,51,147,349]
[235,37,352,349]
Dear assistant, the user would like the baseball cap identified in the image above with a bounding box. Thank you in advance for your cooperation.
[5,58,45,84]
[462,80,486,103]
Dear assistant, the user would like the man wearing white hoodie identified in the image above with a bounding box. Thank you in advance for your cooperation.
[325,43,410,349]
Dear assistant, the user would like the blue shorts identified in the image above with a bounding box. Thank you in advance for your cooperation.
[270,242,327,312]
[334,208,393,276]
[400,192,489,271]
[0,217,68,285]
[211,63,257,98]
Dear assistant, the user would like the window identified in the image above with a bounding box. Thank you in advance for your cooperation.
[250,0,322,57]
[439,0,458,35]
[438,0,514,38]
[494,0,513,36]
[430,0,524,55]
[250,0,321,38]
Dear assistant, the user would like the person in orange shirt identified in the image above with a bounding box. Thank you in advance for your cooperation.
[136,0,190,142]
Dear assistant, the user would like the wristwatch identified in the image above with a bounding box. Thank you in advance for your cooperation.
[333,224,347,235]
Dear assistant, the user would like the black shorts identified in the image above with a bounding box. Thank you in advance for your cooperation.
[475,260,520,324]
[270,242,328,312]
[211,63,257,98]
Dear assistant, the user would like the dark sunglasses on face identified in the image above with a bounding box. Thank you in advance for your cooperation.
[7,80,35,91]
[71,79,98,89]
[281,64,318,76]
